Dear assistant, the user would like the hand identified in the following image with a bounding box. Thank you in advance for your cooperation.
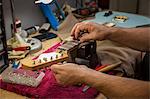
[50,63,89,86]
[71,22,115,42]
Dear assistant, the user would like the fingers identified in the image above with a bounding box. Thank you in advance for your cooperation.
[51,63,86,86]
[50,64,62,74]
[54,74,67,86]
[51,64,71,86]
[51,64,67,85]
[71,22,90,39]
[71,23,82,39]
[79,32,94,42]
[71,23,79,36]
[50,63,74,74]
[54,74,62,84]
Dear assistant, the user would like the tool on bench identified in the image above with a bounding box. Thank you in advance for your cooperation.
[26,38,42,53]
[39,23,51,33]
[7,46,31,51]
[12,60,20,69]
[32,32,57,42]
[75,40,99,69]
[72,7,99,17]
[70,30,100,69]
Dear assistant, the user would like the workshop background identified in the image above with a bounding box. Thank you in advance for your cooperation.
[3,0,150,39]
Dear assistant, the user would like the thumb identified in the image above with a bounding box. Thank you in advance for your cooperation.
[50,64,62,74]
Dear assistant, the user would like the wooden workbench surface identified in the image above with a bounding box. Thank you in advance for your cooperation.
[0,89,26,99]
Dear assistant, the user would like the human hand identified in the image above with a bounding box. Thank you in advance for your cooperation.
[50,63,90,86]
[71,22,115,42]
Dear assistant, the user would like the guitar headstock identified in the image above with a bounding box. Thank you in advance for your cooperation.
[21,51,68,70]
[20,36,80,70]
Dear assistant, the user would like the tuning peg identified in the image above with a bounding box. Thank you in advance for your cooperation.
[50,56,53,60]
[33,61,36,65]
[61,53,63,57]
[39,59,42,63]
[43,58,47,62]
[56,55,58,59]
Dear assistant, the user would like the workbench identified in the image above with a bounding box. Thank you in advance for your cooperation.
[0,13,142,98]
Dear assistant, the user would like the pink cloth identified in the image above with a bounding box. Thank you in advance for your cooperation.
[0,70,98,98]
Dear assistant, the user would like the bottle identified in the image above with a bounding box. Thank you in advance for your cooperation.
[15,19,22,33]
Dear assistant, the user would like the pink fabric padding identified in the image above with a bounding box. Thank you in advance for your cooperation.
[0,70,98,98]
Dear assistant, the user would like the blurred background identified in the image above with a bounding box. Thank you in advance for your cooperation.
[3,0,150,39]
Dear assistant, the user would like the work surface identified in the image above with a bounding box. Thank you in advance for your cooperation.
[0,13,142,98]
[0,89,26,99]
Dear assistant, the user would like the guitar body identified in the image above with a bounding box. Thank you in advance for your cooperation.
[87,11,150,28]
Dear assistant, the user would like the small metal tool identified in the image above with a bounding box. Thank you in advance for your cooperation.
[82,85,90,92]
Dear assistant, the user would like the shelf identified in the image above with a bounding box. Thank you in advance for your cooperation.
[0,64,8,74]
[0,1,9,73]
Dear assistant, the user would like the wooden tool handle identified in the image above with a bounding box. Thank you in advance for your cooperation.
[99,61,122,72]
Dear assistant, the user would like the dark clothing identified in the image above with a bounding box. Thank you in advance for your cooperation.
[140,52,150,81]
